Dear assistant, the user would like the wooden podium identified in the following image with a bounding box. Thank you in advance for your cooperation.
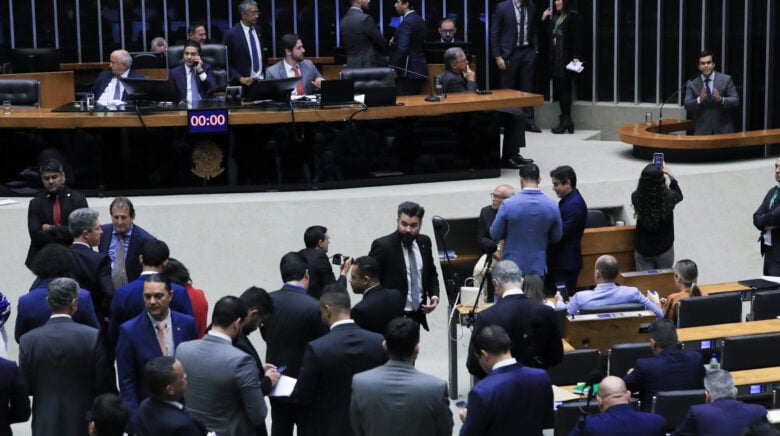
[564,310,656,354]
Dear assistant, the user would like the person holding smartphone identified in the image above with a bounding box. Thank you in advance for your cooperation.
[168,40,218,103]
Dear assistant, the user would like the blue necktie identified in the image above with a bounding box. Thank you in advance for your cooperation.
[704,78,712,101]
[249,27,260,74]
[113,78,121,100]
[190,68,201,102]
[405,242,421,309]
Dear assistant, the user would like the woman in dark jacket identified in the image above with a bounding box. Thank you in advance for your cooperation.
[542,0,582,134]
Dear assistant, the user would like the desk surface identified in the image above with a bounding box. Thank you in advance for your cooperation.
[731,366,780,387]
[618,120,780,150]
[678,319,780,342]
[700,281,751,295]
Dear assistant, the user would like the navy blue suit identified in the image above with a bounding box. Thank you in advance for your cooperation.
[98,223,157,285]
[0,357,30,436]
[90,69,146,101]
[547,189,587,291]
[223,22,266,84]
[672,398,767,436]
[15,278,100,343]
[569,404,665,436]
[168,63,218,102]
[460,362,552,436]
[623,348,705,411]
[135,397,207,436]
[390,10,428,96]
[351,285,406,334]
[69,242,115,320]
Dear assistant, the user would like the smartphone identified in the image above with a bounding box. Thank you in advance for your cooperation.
[275,365,287,374]
[653,152,664,168]
[331,254,342,265]
[455,400,467,409]
[556,282,569,303]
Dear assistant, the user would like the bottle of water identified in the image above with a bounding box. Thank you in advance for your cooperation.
[434,76,444,99]
[709,353,720,370]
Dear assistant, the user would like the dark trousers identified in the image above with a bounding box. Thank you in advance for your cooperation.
[763,244,780,275]
[270,398,300,436]
[497,108,527,157]
[553,76,574,116]
[499,46,537,122]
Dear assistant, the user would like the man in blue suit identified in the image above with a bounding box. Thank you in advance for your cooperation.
[491,163,562,277]
[90,50,146,103]
[116,274,197,418]
[98,197,157,287]
[547,165,587,293]
[570,376,665,435]
[223,0,266,86]
[266,34,324,96]
[460,325,553,436]
[623,319,705,411]
[672,370,767,436]
[0,356,30,436]
[389,0,427,96]
[168,40,218,103]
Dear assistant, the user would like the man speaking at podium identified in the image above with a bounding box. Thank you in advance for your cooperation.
[683,50,739,135]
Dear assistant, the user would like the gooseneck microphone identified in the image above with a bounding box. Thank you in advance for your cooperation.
[387,65,441,102]
[576,370,605,433]
[658,73,699,129]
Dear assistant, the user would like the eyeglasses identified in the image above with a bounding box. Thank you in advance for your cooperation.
[490,193,508,200]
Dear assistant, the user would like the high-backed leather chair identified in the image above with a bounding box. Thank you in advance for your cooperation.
[607,342,653,376]
[339,68,396,93]
[166,44,229,90]
[0,78,41,107]
[651,389,706,432]
[546,349,601,386]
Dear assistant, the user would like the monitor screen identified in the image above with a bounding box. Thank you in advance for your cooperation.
[11,48,60,73]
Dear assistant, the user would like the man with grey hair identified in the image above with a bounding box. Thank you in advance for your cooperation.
[150,37,168,52]
[466,260,562,378]
[19,277,109,436]
[91,49,145,103]
[69,208,114,323]
[224,0,266,86]
[672,370,767,436]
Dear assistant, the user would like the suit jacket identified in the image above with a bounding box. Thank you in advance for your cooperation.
[439,69,477,94]
[622,348,705,411]
[672,398,767,436]
[491,189,562,276]
[297,247,346,299]
[90,69,146,101]
[25,186,88,268]
[390,11,428,79]
[19,317,109,436]
[0,357,30,436]
[135,397,207,436]
[477,205,499,254]
[98,223,157,284]
[753,186,780,262]
[547,189,587,272]
[340,7,388,68]
[543,9,582,78]
[569,403,665,436]
[223,22,266,84]
[260,284,328,378]
[683,71,739,135]
[117,310,197,412]
[15,279,100,343]
[265,60,323,96]
[69,242,115,319]
[351,285,406,334]
[292,322,386,436]
[490,0,540,59]
[168,63,219,102]
[368,231,440,330]
[175,333,268,436]
[351,360,453,436]
[467,294,562,376]
[460,362,553,436]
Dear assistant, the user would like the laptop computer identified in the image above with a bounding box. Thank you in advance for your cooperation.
[319,79,356,107]
[364,86,397,107]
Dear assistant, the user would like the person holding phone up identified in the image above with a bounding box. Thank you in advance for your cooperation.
[168,40,218,103]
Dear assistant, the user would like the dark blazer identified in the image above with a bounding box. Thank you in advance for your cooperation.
[466,294,562,377]
[260,284,328,378]
[477,205,499,254]
[569,403,665,436]
[223,22,266,84]
[490,0,540,59]
[351,285,405,334]
[543,10,582,78]
[340,7,388,68]
[298,247,347,299]
[25,186,88,268]
[135,397,207,436]
[672,398,767,436]
[69,242,115,319]
[547,189,587,272]
[369,231,440,330]
[439,69,477,94]
[15,278,100,343]
[90,69,146,101]
[460,362,553,436]
[622,348,705,411]
[168,63,218,102]
[293,322,387,436]
[265,59,323,96]
[390,11,428,79]
[753,186,780,266]
[683,71,739,135]
[98,223,157,285]
[0,358,30,436]
[116,310,197,412]
[632,179,683,257]
[19,316,109,436]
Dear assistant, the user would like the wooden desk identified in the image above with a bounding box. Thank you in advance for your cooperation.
[677,319,780,343]
[2,71,75,108]
[578,225,635,288]
[620,269,675,298]
[619,120,780,150]
[700,281,752,297]
[564,311,656,354]
[731,366,780,397]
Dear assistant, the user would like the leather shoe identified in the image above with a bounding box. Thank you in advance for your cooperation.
[501,155,533,169]
[525,123,542,133]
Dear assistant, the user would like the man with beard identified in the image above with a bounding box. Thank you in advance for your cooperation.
[265,34,324,96]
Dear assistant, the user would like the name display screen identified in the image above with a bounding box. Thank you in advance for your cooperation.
[188,109,229,134]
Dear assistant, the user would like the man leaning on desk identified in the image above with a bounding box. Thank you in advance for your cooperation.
[265,33,323,96]
[168,40,217,103]
[91,50,145,103]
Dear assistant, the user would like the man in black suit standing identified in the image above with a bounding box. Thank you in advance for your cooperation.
[389,0,428,96]
[349,256,405,334]
[369,201,440,331]
[0,356,30,436]
[298,225,351,299]
[753,157,780,276]
[98,196,157,288]
[292,284,386,436]
[223,0,266,86]
[69,208,114,324]
[340,0,387,68]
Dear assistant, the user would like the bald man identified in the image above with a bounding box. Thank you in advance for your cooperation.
[478,184,515,255]
[569,376,664,435]
[90,50,146,103]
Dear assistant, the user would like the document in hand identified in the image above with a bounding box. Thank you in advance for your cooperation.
[566,61,584,73]
[269,375,297,397]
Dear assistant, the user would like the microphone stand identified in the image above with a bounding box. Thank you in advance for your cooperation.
[658,73,698,131]
[387,65,441,102]
[576,380,596,433]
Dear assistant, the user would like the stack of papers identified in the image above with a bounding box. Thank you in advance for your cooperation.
[566,61,585,73]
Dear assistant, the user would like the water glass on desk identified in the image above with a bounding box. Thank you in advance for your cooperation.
[2,100,11,115]
[85,93,95,110]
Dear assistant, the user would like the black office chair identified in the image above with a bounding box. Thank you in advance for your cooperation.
[166,45,185,69]
[607,342,654,376]
[751,289,780,321]
[554,397,640,436]
[0,78,41,107]
[585,209,609,228]
[721,332,780,371]
[200,44,229,90]
[651,389,706,431]
[546,349,601,386]
[578,303,645,314]
[677,293,742,328]
[130,51,167,69]
[339,68,397,93]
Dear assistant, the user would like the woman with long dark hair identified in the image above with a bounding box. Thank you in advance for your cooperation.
[542,0,582,134]
[631,163,683,270]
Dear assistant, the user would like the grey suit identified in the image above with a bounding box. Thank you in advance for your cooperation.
[340,7,388,68]
[683,71,739,134]
[264,59,323,95]
[350,360,452,436]
[175,333,268,436]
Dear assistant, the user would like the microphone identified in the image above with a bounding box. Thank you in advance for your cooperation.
[658,73,699,128]
[576,370,604,433]
[387,65,441,102]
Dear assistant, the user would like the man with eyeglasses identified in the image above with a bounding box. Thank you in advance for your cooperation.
[478,184,515,256]
[436,18,459,44]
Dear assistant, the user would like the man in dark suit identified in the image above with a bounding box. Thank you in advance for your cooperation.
[98,196,157,287]
[753,157,780,275]
[19,277,110,436]
[292,284,386,436]
[68,208,114,323]
[389,0,427,96]
[340,0,388,68]
[683,50,739,135]
[466,260,562,377]
[90,49,146,103]
[490,0,541,132]
[116,274,198,418]
[623,319,705,411]
[349,256,405,334]
[261,252,329,436]
[25,159,88,270]
[368,201,440,331]
[168,40,218,102]
[460,325,552,436]
[87,394,130,436]
[547,165,587,293]
[135,356,207,436]
[477,184,515,256]
[223,0,266,86]
[0,356,30,436]
[297,225,350,299]
[570,376,665,435]
[673,370,767,436]
[265,34,324,96]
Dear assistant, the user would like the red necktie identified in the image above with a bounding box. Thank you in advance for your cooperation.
[53,195,62,226]
[293,65,304,95]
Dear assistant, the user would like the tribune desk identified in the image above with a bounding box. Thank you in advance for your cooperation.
[678,319,780,357]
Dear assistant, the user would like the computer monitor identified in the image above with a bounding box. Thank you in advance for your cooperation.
[243,77,301,102]
[130,51,167,69]
[423,42,474,64]
[11,48,60,73]
[119,77,177,102]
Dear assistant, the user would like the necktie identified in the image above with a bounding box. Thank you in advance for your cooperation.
[157,322,168,355]
[112,234,128,288]
[519,4,526,46]
[52,194,62,226]
[113,78,121,100]
[190,68,201,102]
[405,242,422,310]
[293,64,304,95]
[249,27,260,74]
[704,78,712,101]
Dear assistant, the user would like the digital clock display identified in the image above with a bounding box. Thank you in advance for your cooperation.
[188,109,229,134]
